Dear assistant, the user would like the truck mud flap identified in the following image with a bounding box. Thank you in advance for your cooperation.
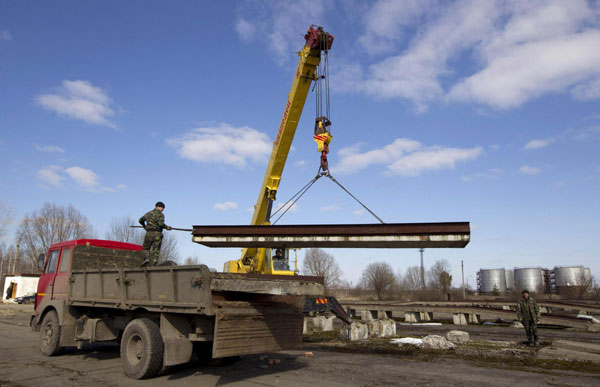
[213,302,303,358]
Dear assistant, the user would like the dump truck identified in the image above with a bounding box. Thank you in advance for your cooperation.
[30,239,324,379]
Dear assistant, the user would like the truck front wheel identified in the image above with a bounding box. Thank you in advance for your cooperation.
[40,310,62,356]
[120,318,164,379]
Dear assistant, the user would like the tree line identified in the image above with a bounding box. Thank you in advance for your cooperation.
[301,247,457,300]
[0,201,180,274]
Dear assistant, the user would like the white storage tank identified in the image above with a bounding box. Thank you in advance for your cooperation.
[478,268,507,293]
[514,267,545,293]
[553,266,592,296]
[505,269,515,290]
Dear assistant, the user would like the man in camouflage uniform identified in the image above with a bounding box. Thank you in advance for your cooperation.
[139,201,172,266]
[516,289,541,346]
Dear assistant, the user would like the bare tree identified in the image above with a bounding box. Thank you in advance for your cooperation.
[105,215,179,264]
[17,203,93,267]
[361,262,396,300]
[302,248,342,291]
[402,266,422,291]
[0,199,15,238]
[427,259,452,293]
[158,233,179,264]
[105,216,144,244]
[183,255,202,265]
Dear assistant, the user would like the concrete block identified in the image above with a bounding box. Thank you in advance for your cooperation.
[453,313,468,325]
[360,310,374,321]
[511,321,524,329]
[381,319,396,337]
[446,330,470,344]
[502,305,511,311]
[419,312,433,321]
[422,335,455,350]
[405,312,419,323]
[341,322,369,341]
[312,316,334,332]
[468,314,481,324]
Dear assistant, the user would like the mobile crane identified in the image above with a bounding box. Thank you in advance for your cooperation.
[224,25,334,276]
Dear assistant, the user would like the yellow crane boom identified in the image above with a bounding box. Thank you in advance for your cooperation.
[224,26,334,274]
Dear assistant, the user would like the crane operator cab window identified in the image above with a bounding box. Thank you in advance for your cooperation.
[272,249,290,271]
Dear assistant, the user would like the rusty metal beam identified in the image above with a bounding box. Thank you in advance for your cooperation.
[191,222,470,249]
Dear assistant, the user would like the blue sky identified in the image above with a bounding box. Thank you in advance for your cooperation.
[1,0,599,287]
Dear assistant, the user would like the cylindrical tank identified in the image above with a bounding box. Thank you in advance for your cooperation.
[514,268,544,293]
[478,268,507,293]
[554,266,587,287]
[505,270,515,290]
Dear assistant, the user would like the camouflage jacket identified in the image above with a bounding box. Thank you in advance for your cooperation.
[516,297,540,322]
[139,209,169,232]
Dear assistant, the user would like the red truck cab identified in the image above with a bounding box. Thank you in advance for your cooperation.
[33,239,141,325]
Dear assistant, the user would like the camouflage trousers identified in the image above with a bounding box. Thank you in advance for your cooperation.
[142,231,163,265]
[522,319,538,344]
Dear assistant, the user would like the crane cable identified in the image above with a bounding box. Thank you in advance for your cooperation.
[271,171,385,225]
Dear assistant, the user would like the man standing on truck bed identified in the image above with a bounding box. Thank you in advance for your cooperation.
[139,201,172,266]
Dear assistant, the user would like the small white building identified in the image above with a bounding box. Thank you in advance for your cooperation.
[2,274,40,301]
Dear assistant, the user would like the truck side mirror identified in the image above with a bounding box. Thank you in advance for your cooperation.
[37,253,45,271]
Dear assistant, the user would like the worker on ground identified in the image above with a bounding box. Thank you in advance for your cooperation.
[273,248,289,271]
[516,289,541,347]
[139,201,172,266]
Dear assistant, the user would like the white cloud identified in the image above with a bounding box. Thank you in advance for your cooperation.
[524,138,554,150]
[167,123,271,168]
[235,18,256,42]
[34,144,65,153]
[342,0,600,110]
[0,30,12,41]
[37,80,116,128]
[334,138,483,176]
[214,201,238,211]
[519,165,541,175]
[319,205,341,212]
[388,146,484,176]
[294,160,306,167]
[37,165,118,192]
[358,0,432,55]
[461,168,503,182]
[234,0,328,65]
[334,138,421,174]
[37,166,65,187]
[352,209,365,216]
[572,78,600,100]
[65,166,115,192]
[448,30,600,108]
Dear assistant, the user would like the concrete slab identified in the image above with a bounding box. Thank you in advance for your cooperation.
[447,330,470,344]
[453,313,468,325]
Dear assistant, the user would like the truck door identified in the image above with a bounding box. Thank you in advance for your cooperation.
[52,247,72,300]
[37,249,60,306]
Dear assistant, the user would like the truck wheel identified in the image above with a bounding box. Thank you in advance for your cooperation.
[40,310,62,356]
[120,318,164,379]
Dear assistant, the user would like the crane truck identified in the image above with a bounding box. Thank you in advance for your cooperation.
[30,26,338,380]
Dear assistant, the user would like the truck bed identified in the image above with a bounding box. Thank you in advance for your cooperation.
[68,265,324,314]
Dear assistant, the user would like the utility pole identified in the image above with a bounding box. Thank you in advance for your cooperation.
[461,260,465,300]
[419,248,425,289]
[12,237,21,274]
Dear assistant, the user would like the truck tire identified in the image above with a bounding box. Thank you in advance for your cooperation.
[40,310,62,356]
[120,318,164,379]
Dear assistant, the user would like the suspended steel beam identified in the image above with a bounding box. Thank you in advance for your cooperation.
[191,222,470,249]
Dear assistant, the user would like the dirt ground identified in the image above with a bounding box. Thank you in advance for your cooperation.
[1,304,599,386]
